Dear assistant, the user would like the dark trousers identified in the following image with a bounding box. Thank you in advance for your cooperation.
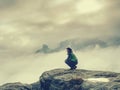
[65,59,78,68]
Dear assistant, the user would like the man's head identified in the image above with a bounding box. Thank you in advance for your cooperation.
[66,47,73,54]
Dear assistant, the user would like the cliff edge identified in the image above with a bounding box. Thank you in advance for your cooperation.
[1,69,120,90]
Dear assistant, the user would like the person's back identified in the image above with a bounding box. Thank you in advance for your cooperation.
[65,48,78,70]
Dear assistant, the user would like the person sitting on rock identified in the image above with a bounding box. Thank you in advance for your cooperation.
[65,47,78,70]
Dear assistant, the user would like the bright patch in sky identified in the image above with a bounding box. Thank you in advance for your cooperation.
[76,0,105,14]
[0,24,16,34]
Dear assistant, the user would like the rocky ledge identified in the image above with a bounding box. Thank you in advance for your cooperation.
[1,69,120,90]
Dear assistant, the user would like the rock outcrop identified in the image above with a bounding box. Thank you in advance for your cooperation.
[40,69,120,90]
[1,69,120,90]
[0,82,31,90]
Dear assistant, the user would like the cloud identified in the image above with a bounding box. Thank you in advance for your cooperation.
[36,36,120,54]
[0,0,119,56]
[0,0,17,9]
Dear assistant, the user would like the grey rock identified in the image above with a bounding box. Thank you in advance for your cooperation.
[40,69,120,90]
[31,82,41,90]
[1,69,120,90]
[0,82,32,90]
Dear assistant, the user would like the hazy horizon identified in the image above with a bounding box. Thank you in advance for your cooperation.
[0,0,120,85]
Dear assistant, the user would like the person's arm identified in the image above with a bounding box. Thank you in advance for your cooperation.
[68,54,72,60]
[65,54,71,61]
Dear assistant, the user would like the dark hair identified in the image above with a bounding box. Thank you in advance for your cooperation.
[66,47,73,53]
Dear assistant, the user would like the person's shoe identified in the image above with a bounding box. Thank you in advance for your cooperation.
[73,66,77,69]
[70,66,77,70]
[70,67,74,70]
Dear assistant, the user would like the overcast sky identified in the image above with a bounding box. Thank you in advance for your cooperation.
[0,0,120,56]
[0,0,120,85]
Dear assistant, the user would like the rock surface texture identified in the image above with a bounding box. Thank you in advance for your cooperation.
[1,69,120,90]
[0,82,32,90]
